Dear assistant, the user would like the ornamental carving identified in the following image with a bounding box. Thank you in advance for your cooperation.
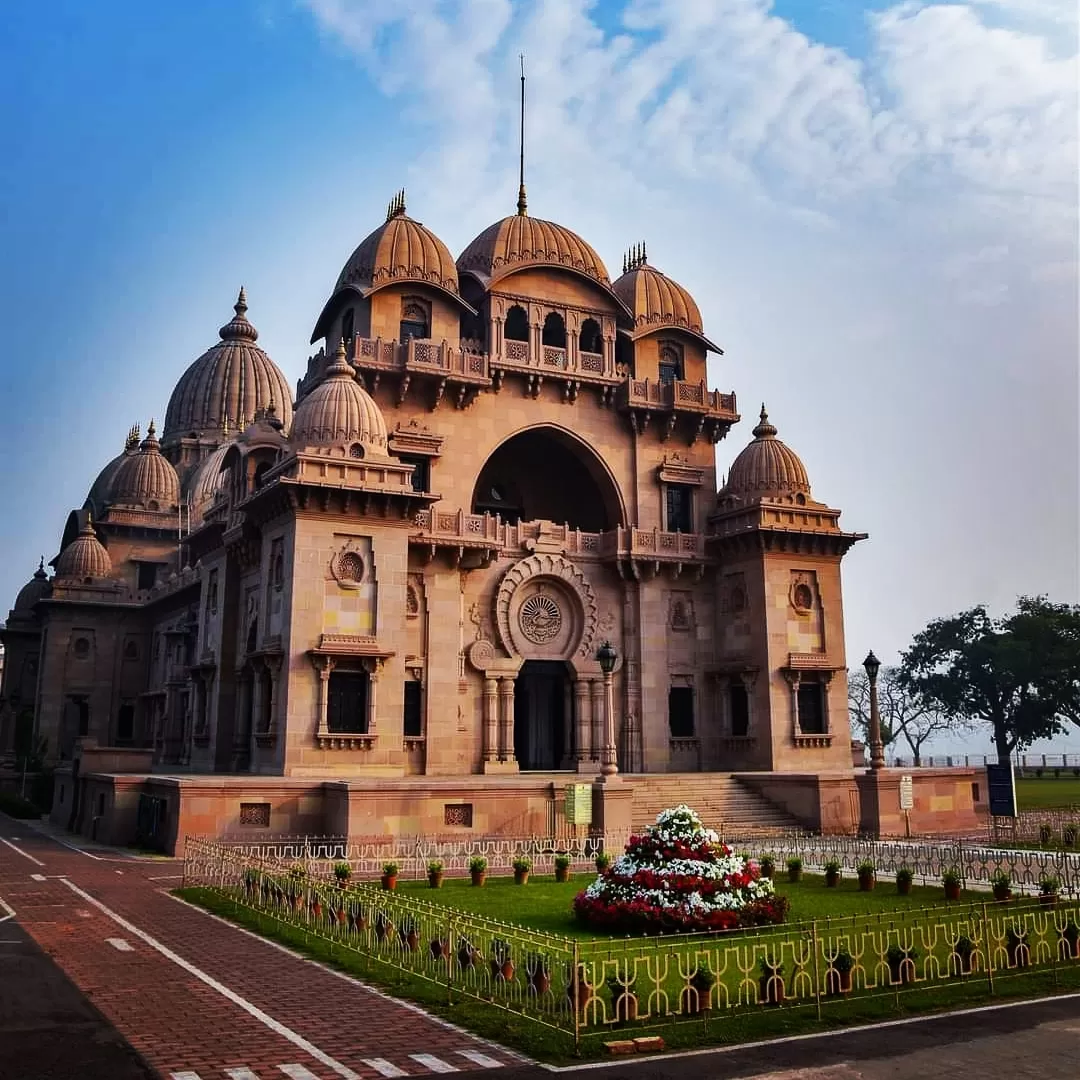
[519,591,563,644]
[330,543,368,590]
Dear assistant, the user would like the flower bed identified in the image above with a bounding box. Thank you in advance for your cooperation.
[573,805,789,933]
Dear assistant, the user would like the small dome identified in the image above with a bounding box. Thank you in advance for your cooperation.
[290,341,389,454]
[108,422,181,510]
[187,442,231,526]
[55,517,112,581]
[722,406,811,500]
[85,424,141,515]
[163,289,294,443]
[13,559,50,612]
[335,193,459,297]
[458,215,610,287]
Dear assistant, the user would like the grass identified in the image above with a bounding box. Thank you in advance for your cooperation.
[398,872,960,937]
[1017,778,1080,811]
[177,883,1080,1064]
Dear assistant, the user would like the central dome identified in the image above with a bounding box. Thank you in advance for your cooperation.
[163,290,293,444]
[458,215,610,287]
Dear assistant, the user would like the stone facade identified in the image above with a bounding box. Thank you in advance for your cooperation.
[1,193,885,846]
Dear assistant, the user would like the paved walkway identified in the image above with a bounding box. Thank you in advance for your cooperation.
[0,817,525,1080]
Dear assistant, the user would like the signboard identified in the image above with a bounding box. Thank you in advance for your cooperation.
[986,762,1017,818]
[565,783,593,826]
[899,774,914,811]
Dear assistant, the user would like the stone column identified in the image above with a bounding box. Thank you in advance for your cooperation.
[483,677,499,762]
[740,672,756,737]
[366,660,381,734]
[562,677,574,767]
[315,658,334,738]
[574,679,590,765]
[265,658,281,735]
[590,679,603,760]
[498,677,515,762]
[250,663,264,747]
[785,671,802,737]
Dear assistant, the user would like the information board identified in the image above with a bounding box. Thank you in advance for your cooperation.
[565,783,593,826]
[899,774,914,811]
[986,762,1017,817]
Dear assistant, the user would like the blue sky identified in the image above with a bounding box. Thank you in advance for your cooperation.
[1,0,1077,754]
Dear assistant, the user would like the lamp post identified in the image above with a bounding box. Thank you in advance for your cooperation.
[863,650,885,771]
[596,640,619,779]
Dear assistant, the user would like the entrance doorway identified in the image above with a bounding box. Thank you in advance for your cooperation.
[514,661,569,771]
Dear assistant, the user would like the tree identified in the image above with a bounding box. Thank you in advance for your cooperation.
[847,666,959,766]
[899,597,1080,764]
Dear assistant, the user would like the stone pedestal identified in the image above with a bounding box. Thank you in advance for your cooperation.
[591,778,634,838]
[856,767,984,837]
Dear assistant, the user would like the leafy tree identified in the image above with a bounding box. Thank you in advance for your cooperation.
[848,666,960,766]
[899,597,1080,763]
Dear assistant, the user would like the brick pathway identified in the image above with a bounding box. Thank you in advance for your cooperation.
[0,821,528,1080]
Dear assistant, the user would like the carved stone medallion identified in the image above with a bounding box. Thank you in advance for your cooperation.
[519,591,563,644]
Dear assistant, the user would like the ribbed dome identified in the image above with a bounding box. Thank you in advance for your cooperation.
[722,407,811,500]
[613,250,703,334]
[187,442,231,525]
[290,341,389,453]
[163,289,294,443]
[458,215,610,286]
[335,195,459,296]
[55,517,112,581]
[108,422,181,510]
[85,424,140,515]
[13,559,50,612]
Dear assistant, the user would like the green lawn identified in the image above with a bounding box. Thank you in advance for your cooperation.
[1017,777,1080,811]
[397,872,959,938]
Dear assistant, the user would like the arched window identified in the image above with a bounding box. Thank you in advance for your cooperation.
[504,305,529,341]
[399,300,429,341]
[542,312,566,348]
[253,461,270,490]
[579,318,602,355]
[615,334,635,377]
[658,341,684,385]
[341,308,354,354]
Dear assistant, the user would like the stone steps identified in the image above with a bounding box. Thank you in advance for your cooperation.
[626,774,800,834]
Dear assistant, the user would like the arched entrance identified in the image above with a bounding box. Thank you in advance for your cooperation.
[514,660,570,771]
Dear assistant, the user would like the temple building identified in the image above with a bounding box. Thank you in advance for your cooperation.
[0,190,983,850]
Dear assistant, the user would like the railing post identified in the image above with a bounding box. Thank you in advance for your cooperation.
[811,919,823,1021]
[982,902,994,996]
[573,940,581,1057]
[446,912,454,1006]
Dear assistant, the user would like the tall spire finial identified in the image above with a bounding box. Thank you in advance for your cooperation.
[753,403,778,439]
[386,189,406,221]
[516,54,528,216]
[235,286,247,315]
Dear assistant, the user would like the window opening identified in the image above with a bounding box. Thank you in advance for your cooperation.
[579,318,603,354]
[542,312,566,348]
[504,305,529,341]
[399,454,430,493]
[665,484,693,532]
[729,684,750,737]
[403,679,423,737]
[658,342,684,385]
[668,686,695,739]
[797,682,827,734]
[327,671,369,734]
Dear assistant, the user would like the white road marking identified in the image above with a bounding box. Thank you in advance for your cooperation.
[225,1069,261,1080]
[457,1050,503,1069]
[279,1066,321,1079]
[0,893,16,919]
[410,1055,458,1073]
[30,873,46,881]
[76,909,93,918]
[0,837,45,866]
[60,879,362,1080]
[363,1060,409,1078]
[171,1073,203,1080]
[107,937,134,952]
[149,874,184,880]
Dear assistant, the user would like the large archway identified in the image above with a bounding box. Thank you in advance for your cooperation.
[471,425,624,532]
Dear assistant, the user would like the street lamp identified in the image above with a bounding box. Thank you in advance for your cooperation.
[862,650,885,771]
[596,641,619,779]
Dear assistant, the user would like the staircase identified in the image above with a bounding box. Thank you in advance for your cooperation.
[626,774,802,836]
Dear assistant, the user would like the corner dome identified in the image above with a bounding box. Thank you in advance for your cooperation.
[108,422,181,511]
[13,559,50,612]
[187,442,231,526]
[457,214,611,289]
[55,517,112,581]
[290,341,389,455]
[163,289,294,443]
[85,424,141,515]
[721,406,811,501]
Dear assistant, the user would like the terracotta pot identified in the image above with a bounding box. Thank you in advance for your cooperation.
[787,869,801,884]
[827,967,852,994]
[888,961,914,985]
[944,881,961,901]
[428,872,443,889]
[897,880,912,896]
[501,959,515,982]
[381,874,398,891]
[681,985,713,1014]
[404,929,419,952]
[530,970,551,995]
[1039,893,1058,907]
[993,887,1012,903]
[611,990,637,1021]
[514,870,529,885]
[858,874,875,892]
[1007,942,1029,968]
[429,938,447,961]
[555,866,570,883]
[471,870,486,887]
[953,952,974,975]
[759,974,784,1005]
[825,872,839,888]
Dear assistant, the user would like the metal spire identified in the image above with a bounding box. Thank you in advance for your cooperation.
[516,54,528,216]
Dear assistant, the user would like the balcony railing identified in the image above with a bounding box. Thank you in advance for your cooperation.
[621,377,737,416]
[352,336,489,381]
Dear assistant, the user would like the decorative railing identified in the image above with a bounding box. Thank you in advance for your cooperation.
[184,838,1080,1055]
[621,378,737,416]
[352,336,489,380]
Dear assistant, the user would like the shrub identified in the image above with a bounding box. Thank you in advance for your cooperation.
[427,859,444,874]
[513,855,533,874]
[831,947,854,973]
[1064,826,1078,848]
[469,855,488,874]
[333,862,351,882]
[382,861,399,877]
[942,868,961,887]
[554,854,571,871]
[857,860,875,878]
[759,855,776,878]
[824,859,841,876]
[288,863,306,881]
[896,867,914,886]
[786,856,803,873]
[1039,874,1060,896]
[595,852,612,872]
[1039,823,1054,844]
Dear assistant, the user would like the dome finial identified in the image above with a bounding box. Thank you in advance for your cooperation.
[386,190,406,221]
[219,288,259,342]
[146,418,157,441]
[325,338,354,377]
[235,286,248,315]
[35,556,46,578]
[125,423,140,452]
[753,404,778,439]
[516,54,528,216]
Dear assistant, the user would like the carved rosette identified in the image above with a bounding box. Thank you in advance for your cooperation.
[494,553,598,660]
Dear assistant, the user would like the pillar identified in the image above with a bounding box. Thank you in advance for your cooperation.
[574,679,590,763]
[483,677,499,762]
[590,679,603,760]
[315,658,334,738]
[498,677,515,762]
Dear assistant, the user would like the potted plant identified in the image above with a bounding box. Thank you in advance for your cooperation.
[759,956,784,1005]
[824,859,841,887]
[513,855,532,885]
[886,944,918,985]
[566,962,591,1016]
[469,855,487,886]
[374,910,394,942]
[429,936,449,961]
[896,867,914,896]
[333,861,351,886]
[991,870,1012,902]
[759,855,776,880]
[554,853,571,883]
[526,951,552,995]
[1006,925,1029,967]
[243,867,259,896]
[606,970,637,1021]
[1065,825,1079,848]
[953,934,976,975]
[942,868,962,901]
[456,936,480,971]
[857,860,876,892]
[1039,822,1054,845]
[398,915,420,952]
[786,856,803,883]
[490,938,514,981]
[1039,874,1060,906]
[381,861,399,891]
[827,947,854,994]
[427,860,444,889]
[595,851,612,874]
[681,964,716,1014]
[1062,920,1080,960]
